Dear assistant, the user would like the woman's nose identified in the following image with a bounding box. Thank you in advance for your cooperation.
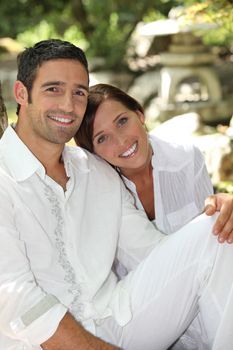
[114,133,127,147]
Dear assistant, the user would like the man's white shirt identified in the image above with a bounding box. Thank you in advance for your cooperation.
[0,126,163,349]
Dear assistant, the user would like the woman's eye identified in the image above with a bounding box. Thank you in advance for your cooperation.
[118,117,128,126]
[97,135,107,144]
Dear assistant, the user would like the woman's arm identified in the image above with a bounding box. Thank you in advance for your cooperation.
[204,193,233,243]
[193,146,233,243]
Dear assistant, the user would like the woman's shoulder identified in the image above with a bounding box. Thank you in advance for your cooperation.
[149,132,195,154]
[149,133,196,169]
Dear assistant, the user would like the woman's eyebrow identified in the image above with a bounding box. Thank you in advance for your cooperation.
[93,112,127,140]
[93,129,104,140]
[113,113,124,123]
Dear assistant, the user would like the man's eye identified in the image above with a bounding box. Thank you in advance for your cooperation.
[97,135,107,144]
[118,117,128,126]
[74,90,87,97]
[46,87,59,92]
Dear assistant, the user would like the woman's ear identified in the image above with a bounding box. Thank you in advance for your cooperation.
[136,110,145,124]
[14,80,29,106]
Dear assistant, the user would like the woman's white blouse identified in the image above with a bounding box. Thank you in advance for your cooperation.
[123,134,214,234]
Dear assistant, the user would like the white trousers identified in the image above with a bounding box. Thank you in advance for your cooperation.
[96,213,233,349]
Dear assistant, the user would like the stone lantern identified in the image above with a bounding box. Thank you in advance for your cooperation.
[138,17,232,123]
[159,31,222,106]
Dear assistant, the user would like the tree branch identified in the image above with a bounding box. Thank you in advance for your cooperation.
[0,81,8,138]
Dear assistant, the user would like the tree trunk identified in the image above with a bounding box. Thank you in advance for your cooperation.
[0,81,8,138]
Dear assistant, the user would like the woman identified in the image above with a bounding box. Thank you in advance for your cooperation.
[75,83,233,242]
[75,83,233,349]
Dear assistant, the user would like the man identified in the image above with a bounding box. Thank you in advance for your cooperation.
[0,39,233,350]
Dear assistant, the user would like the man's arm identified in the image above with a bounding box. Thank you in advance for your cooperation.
[0,173,120,349]
[42,312,121,350]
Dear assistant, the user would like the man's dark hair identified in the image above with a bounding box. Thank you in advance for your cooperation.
[16,39,89,115]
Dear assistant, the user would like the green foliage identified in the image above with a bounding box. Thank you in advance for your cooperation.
[215,181,233,194]
[0,0,181,69]
[17,21,58,47]
[0,0,65,38]
[79,0,180,68]
[0,0,232,69]
[17,21,88,51]
[180,0,233,47]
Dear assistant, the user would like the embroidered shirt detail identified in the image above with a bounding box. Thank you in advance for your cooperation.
[44,184,83,320]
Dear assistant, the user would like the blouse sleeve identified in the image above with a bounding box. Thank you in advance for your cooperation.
[193,145,214,213]
[116,180,165,271]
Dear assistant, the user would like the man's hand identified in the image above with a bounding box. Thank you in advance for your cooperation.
[42,312,121,350]
[204,193,233,243]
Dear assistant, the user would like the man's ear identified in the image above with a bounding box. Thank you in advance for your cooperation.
[136,110,145,124]
[14,80,29,106]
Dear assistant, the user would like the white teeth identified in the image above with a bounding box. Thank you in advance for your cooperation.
[121,142,137,157]
[49,115,72,124]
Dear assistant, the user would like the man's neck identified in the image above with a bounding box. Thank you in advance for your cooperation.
[46,159,70,191]
[32,146,69,191]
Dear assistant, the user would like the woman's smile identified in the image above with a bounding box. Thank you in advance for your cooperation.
[119,141,138,158]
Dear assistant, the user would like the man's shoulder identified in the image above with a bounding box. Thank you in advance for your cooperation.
[66,145,119,177]
[0,166,16,198]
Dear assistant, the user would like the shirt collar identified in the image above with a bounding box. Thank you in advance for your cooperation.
[62,145,92,175]
[0,125,44,181]
[0,126,91,182]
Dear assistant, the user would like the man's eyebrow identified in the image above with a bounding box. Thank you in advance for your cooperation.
[41,81,64,88]
[41,81,89,91]
[77,84,89,92]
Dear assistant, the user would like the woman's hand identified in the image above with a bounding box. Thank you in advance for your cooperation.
[204,193,233,243]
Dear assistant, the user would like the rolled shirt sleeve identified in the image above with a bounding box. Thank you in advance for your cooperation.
[0,177,67,347]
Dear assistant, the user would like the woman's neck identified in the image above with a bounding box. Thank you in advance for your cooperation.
[120,152,155,221]
[122,160,153,184]
[120,145,153,182]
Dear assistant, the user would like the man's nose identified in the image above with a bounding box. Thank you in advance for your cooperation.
[59,93,74,112]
